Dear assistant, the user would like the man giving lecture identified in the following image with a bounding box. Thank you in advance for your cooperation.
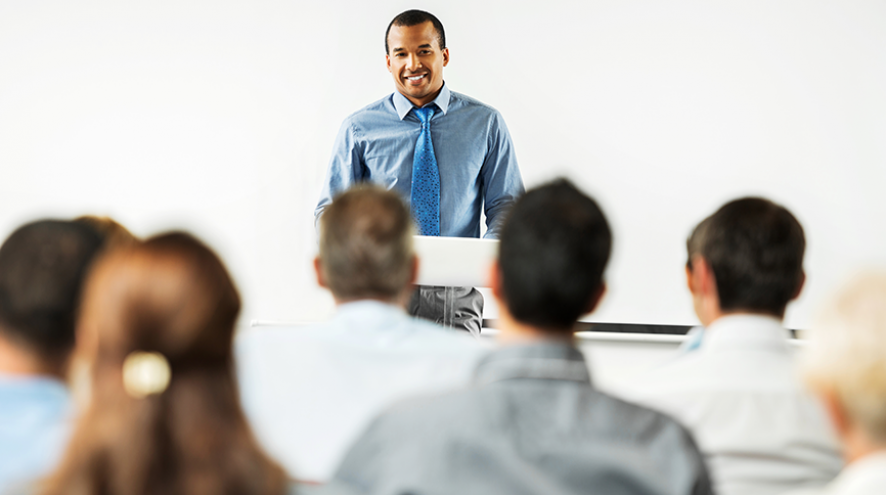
[315,9,524,335]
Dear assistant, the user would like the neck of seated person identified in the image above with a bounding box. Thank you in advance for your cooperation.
[332,291,410,310]
[702,306,786,328]
[0,333,67,379]
[495,306,575,345]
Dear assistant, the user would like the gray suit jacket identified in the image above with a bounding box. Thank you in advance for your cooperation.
[323,342,714,495]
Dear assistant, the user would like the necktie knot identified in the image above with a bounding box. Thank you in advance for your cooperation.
[414,106,435,125]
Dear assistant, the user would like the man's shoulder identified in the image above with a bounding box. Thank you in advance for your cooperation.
[586,387,699,441]
[340,94,397,126]
[448,90,502,117]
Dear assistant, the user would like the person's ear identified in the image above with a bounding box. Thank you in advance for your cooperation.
[442,47,450,67]
[791,271,807,301]
[585,282,607,314]
[689,255,716,297]
[313,256,327,289]
[489,261,504,303]
[818,386,850,441]
[386,53,392,73]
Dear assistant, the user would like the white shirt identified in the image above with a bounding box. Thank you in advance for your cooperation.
[235,300,487,482]
[784,452,886,495]
[620,314,843,495]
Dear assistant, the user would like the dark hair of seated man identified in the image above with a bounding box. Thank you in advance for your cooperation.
[686,197,805,318]
[497,177,612,332]
[0,220,104,377]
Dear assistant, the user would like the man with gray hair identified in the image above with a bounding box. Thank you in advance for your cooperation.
[787,272,886,494]
[237,185,485,483]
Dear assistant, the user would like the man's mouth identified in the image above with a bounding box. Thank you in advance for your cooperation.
[405,74,427,82]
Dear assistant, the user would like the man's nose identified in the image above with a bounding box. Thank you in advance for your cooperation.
[406,54,421,71]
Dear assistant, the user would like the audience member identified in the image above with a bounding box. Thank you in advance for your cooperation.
[236,185,485,482]
[0,220,104,492]
[40,233,289,495]
[73,216,138,247]
[623,198,843,495]
[786,272,886,494]
[322,179,713,495]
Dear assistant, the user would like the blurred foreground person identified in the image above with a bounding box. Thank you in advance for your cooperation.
[322,179,712,495]
[624,198,842,495]
[74,216,138,247]
[237,185,484,482]
[41,233,289,495]
[0,221,104,492]
[786,273,886,495]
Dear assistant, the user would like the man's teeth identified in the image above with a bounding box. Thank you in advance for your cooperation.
[406,75,426,81]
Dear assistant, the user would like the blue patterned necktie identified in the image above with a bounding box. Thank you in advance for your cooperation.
[410,106,440,236]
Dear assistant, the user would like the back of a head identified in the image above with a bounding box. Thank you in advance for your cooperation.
[687,197,805,317]
[74,215,138,249]
[319,185,414,302]
[499,178,612,332]
[802,272,886,447]
[0,220,103,367]
[44,232,286,495]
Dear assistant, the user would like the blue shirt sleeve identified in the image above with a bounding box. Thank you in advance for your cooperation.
[480,111,525,239]
[315,120,365,230]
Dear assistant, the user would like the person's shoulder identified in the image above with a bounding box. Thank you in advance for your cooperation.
[340,94,397,126]
[590,387,689,433]
[448,90,502,116]
[367,381,481,434]
[588,389,708,464]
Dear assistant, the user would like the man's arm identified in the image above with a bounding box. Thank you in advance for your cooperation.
[479,111,524,239]
[315,120,365,230]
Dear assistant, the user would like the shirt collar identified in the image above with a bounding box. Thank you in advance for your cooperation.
[702,314,792,353]
[392,82,451,120]
[334,299,404,319]
[473,342,592,386]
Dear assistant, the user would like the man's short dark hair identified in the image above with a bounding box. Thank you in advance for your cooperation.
[0,220,104,362]
[687,197,805,317]
[499,179,612,332]
[319,185,414,301]
[385,10,446,54]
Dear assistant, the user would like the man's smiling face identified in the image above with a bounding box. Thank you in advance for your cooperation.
[386,21,449,108]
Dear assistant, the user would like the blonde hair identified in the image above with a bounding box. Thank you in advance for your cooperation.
[801,271,886,444]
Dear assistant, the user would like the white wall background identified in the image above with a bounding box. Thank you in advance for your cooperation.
[1,0,884,329]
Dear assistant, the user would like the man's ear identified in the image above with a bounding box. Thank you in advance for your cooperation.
[818,386,850,441]
[688,255,716,297]
[791,271,807,301]
[442,47,450,67]
[313,256,327,289]
[386,54,392,73]
[585,282,607,314]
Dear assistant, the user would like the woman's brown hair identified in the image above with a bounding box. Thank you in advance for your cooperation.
[42,232,288,495]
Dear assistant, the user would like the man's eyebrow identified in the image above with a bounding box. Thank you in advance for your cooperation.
[392,44,434,53]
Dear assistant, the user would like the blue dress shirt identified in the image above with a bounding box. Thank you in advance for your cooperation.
[316,84,524,239]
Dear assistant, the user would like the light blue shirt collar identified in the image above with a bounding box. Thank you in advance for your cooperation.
[393,83,451,120]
